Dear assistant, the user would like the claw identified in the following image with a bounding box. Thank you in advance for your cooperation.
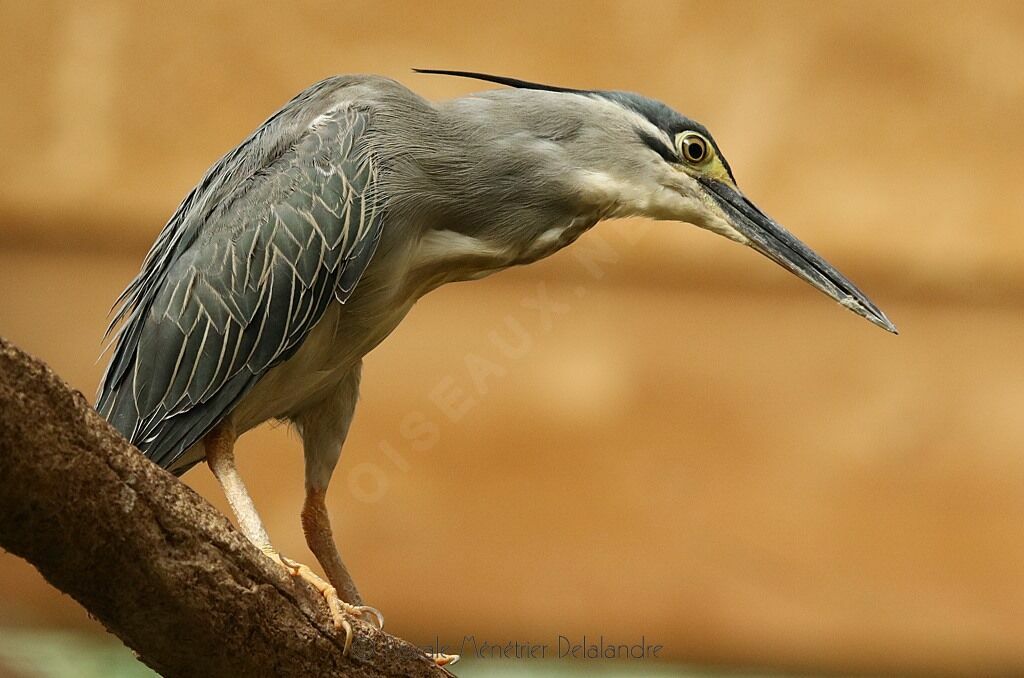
[342,603,384,630]
[339,616,354,655]
[276,552,303,576]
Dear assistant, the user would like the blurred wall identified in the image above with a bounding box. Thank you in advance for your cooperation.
[1,1,1023,674]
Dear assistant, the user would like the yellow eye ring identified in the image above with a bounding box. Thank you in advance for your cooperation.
[678,132,710,164]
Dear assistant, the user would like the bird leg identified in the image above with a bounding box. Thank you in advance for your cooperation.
[203,420,364,653]
[302,487,361,603]
[302,486,384,629]
[204,419,270,547]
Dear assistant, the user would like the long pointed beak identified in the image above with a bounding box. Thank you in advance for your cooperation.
[700,178,897,334]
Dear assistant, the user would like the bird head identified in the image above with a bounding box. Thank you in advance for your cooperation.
[417,70,896,334]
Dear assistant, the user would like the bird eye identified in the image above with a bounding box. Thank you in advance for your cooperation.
[678,133,709,164]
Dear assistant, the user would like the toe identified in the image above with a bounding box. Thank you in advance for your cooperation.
[256,550,377,655]
[431,653,460,666]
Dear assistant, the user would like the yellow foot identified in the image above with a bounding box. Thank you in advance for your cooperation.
[260,547,384,654]
[431,653,460,667]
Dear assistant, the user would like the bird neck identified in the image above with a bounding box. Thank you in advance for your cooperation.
[385,97,602,263]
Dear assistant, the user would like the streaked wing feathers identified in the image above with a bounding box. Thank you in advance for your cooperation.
[97,94,382,470]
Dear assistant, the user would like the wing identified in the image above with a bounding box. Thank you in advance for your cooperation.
[97,81,383,471]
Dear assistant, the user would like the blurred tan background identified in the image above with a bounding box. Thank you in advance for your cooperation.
[1,1,1023,675]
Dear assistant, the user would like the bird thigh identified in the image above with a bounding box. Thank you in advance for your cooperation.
[292,363,362,491]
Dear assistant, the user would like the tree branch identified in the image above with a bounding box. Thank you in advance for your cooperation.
[0,337,449,678]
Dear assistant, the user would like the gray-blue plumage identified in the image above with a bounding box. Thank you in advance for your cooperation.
[98,78,383,471]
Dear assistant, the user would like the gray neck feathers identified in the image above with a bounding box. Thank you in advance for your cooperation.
[374,89,594,248]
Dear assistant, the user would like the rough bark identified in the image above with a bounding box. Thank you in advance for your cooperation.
[0,337,449,678]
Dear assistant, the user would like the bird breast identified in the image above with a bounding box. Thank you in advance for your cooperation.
[408,216,597,285]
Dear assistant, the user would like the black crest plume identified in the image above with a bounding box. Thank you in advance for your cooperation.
[413,69,589,94]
